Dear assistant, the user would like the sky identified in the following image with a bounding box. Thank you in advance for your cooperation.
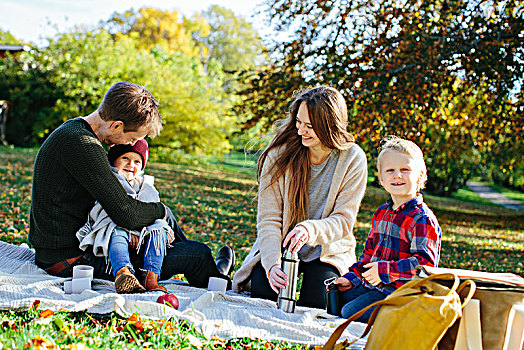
[2,0,267,47]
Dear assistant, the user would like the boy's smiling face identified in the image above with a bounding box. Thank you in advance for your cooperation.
[114,151,143,181]
[378,150,421,208]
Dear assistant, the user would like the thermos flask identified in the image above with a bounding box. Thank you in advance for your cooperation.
[277,247,299,313]
[325,277,340,316]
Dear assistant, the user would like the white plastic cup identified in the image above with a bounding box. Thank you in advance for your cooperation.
[73,265,94,281]
[71,277,91,294]
[207,277,228,292]
[64,280,73,294]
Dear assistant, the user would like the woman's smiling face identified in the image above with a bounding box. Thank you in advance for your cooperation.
[296,102,322,151]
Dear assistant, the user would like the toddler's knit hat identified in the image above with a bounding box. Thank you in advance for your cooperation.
[108,139,149,170]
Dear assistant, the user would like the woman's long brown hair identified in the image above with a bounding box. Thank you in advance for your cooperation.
[257,86,355,229]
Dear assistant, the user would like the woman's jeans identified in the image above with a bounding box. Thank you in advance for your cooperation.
[108,228,167,276]
[250,259,340,309]
[340,284,388,322]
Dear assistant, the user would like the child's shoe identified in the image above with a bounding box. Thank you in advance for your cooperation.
[142,270,167,292]
[114,267,146,294]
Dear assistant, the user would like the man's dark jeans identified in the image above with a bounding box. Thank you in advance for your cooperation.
[36,240,228,288]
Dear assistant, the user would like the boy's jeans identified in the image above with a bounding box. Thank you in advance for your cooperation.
[108,228,166,276]
[340,284,388,322]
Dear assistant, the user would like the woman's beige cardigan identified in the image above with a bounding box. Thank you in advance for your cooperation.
[232,143,368,293]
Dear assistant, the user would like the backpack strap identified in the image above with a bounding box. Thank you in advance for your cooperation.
[456,280,477,308]
[322,273,465,350]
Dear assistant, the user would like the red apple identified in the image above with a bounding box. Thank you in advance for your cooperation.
[157,293,179,309]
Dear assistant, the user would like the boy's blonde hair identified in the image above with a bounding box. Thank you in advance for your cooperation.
[377,135,427,191]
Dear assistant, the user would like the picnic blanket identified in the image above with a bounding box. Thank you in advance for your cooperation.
[0,241,367,347]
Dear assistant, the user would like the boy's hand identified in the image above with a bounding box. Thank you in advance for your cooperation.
[362,262,381,286]
[332,277,352,292]
[268,264,288,294]
[283,225,309,254]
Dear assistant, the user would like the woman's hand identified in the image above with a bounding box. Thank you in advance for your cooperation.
[332,277,353,292]
[282,225,309,254]
[129,234,139,250]
[268,264,288,294]
[362,262,381,286]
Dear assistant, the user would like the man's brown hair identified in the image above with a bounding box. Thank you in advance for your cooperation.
[98,82,163,137]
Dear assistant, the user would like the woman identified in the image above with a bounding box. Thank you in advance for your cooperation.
[232,86,368,309]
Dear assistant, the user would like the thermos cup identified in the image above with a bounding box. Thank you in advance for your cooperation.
[277,247,299,313]
[325,277,340,316]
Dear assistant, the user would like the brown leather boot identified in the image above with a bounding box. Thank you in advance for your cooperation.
[114,267,146,294]
[143,270,167,292]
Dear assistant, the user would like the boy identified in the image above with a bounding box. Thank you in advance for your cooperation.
[77,139,175,293]
[333,135,442,322]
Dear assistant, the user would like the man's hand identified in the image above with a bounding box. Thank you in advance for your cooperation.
[282,225,309,254]
[332,277,353,292]
[362,262,381,286]
[166,227,175,244]
[268,264,288,294]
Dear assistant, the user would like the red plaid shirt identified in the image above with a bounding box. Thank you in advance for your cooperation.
[343,194,441,294]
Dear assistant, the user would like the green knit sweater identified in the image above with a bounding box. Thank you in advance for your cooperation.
[29,118,165,264]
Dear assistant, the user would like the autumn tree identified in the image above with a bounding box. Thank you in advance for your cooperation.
[198,5,265,73]
[105,7,208,57]
[240,0,523,195]
[102,6,267,153]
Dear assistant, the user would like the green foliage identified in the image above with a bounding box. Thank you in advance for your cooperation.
[1,6,270,155]
[3,22,237,155]
[199,5,266,73]
[0,53,64,146]
[240,0,523,195]
[0,29,21,44]
[146,48,235,155]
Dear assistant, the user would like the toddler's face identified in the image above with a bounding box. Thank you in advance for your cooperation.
[114,151,143,181]
[378,150,421,206]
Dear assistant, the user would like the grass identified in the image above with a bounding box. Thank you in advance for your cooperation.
[1,146,523,349]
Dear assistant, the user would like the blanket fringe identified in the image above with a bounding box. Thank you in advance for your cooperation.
[145,229,165,256]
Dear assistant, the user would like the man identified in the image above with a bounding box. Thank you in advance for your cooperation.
[30,82,234,289]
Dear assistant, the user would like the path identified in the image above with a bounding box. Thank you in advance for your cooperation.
[467,181,524,211]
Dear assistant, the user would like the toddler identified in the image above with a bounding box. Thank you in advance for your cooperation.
[77,139,176,293]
